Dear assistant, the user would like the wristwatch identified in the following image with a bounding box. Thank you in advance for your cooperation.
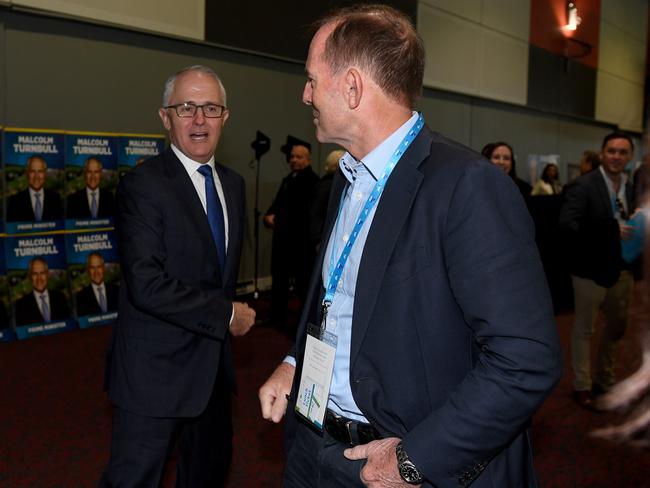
[396,442,424,485]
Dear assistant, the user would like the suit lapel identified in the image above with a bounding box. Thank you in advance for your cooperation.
[350,129,431,364]
[164,150,220,267]
[216,164,241,285]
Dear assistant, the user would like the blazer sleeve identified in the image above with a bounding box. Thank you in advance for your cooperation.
[115,169,233,340]
[403,163,563,486]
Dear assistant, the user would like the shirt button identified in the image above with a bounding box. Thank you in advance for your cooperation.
[355,191,363,201]
[342,234,349,242]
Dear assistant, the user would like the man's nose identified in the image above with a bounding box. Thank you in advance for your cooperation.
[302,83,312,106]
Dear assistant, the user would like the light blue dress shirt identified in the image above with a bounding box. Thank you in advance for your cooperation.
[323,111,419,422]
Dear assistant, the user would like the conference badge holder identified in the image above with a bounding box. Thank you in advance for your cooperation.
[295,323,337,431]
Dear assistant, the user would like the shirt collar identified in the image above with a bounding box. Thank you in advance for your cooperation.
[340,111,419,184]
[599,165,628,195]
[171,144,216,178]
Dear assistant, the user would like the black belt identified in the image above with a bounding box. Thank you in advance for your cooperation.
[324,409,382,446]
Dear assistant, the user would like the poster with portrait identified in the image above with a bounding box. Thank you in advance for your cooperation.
[2,128,65,235]
[65,230,119,328]
[0,237,15,342]
[64,132,118,230]
[117,134,166,178]
[5,234,74,339]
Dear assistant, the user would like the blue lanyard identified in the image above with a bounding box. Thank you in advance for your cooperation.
[323,113,424,309]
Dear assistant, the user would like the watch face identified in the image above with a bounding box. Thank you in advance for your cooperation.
[399,463,423,484]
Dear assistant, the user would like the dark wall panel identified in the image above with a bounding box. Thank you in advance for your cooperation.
[205,0,418,62]
[527,45,596,119]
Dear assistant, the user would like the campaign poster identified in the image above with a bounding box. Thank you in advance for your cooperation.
[64,132,118,230]
[0,237,15,342]
[117,134,165,178]
[0,127,4,235]
[5,234,74,339]
[2,128,65,235]
[65,230,119,328]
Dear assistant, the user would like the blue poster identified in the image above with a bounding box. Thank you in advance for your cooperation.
[117,134,165,178]
[5,234,75,339]
[66,230,119,328]
[64,132,118,230]
[3,129,65,234]
[0,237,15,342]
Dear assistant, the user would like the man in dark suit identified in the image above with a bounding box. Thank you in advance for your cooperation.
[264,139,319,325]
[75,252,118,316]
[101,65,256,487]
[259,6,562,488]
[14,257,69,326]
[65,157,116,219]
[6,155,63,222]
[559,132,637,411]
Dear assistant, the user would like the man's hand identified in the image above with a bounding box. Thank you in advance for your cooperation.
[263,214,275,229]
[619,221,635,240]
[230,302,256,336]
[344,437,421,487]
[259,362,295,423]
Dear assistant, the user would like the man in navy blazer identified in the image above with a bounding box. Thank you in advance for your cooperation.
[6,155,63,222]
[14,257,69,326]
[559,132,637,411]
[65,157,115,220]
[101,65,256,487]
[259,6,562,488]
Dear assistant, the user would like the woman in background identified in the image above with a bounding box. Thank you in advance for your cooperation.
[532,163,563,195]
[481,141,532,201]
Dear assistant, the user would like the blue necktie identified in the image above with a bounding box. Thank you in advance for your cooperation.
[40,293,51,322]
[90,191,98,218]
[97,286,108,313]
[34,193,43,221]
[197,165,226,271]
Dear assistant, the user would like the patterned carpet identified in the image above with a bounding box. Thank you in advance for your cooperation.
[1,295,649,487]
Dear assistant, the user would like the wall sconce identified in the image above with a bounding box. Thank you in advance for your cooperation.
[565,1,581,31]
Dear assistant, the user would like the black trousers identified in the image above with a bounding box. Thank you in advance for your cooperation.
[283,422,365,488]
[100,366,232,488]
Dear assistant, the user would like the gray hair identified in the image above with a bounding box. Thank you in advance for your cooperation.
[162,65,227,107]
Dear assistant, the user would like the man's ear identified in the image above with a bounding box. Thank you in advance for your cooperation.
[159,108,171,131]
[345,68,363,109]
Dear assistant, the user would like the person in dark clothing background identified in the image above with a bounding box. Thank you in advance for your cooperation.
[264,138,319,325]
[310,149,344,250]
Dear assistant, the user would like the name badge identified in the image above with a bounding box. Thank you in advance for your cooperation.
[295,323,337,431]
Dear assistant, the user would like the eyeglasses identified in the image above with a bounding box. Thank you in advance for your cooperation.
[615,197,628,220]
[164,102,227,118]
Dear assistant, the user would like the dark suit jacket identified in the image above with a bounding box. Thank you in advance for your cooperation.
[6,189,63,222]
[559,169,634,287]
[66,188,116,219]
[106,148,245,418]
[14,290,70,326]
[76,282,118,317]
[266,166,319,256]
[287,127,562,488]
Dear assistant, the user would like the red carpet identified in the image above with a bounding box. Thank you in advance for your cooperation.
[1,295,649,487]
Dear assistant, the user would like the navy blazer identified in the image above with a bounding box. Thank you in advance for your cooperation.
[106,148,245,418]
[559,169,634,288]
[65,188,116,219]
[6,188,63,222]
[14,290,70,326]
[287,127,562,488]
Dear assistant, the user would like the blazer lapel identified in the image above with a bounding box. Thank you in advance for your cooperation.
[164,150,220,266]
[216,164,241,285]
[350,128,431,364]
